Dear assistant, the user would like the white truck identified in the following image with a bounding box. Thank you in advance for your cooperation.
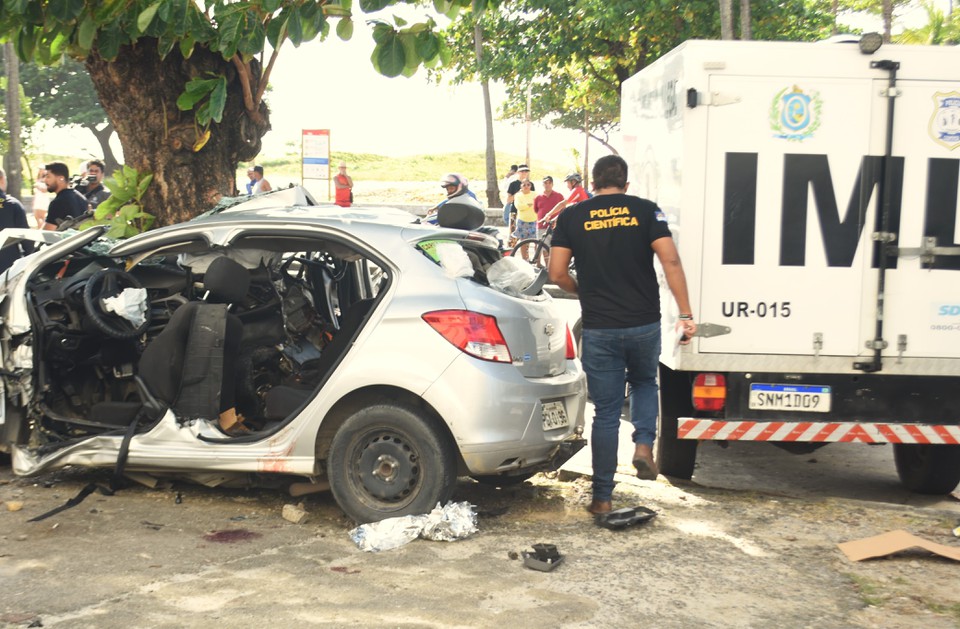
[620,36,960,494]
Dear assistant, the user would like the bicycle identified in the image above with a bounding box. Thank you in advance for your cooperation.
[510,221,554,269]
[510,221,577,279]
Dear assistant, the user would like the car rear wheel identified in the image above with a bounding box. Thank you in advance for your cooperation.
[328,403,457,523]
[893,443,960,494]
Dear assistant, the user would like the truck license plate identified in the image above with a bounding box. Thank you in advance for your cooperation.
[542,401,569,430]
[748,384,831,413]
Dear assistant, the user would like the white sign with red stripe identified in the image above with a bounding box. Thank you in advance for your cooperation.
[677,419,960,445]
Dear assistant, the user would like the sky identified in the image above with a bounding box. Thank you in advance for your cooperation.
[31,2,953,166]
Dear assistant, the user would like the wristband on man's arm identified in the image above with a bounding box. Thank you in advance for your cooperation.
[678,314,694,321]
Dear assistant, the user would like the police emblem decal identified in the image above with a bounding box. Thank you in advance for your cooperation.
[770,86,822,141]
[929,92,960,150]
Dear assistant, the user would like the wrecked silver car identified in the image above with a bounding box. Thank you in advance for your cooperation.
[0,190,586,522]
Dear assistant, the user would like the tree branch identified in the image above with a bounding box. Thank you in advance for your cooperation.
[254,44,281,104]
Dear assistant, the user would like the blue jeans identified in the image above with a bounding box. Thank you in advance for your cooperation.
[581,322,661,502]
[502,202,514,225]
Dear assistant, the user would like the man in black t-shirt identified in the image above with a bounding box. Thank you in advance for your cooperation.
[549,155,697,516]
[0,167,34,272]
[43,162,89,231]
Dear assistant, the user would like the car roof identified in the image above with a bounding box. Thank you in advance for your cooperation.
[108,203,473,258]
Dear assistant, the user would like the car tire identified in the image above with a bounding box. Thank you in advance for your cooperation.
[328,403,457,523]
[893,443,960,494]
[656,365,698,480]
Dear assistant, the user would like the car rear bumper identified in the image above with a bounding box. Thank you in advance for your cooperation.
[423,353,587,475]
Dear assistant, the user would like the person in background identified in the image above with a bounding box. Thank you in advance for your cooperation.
[512,180,539,261]
[539,171,589,225]
[530,175,565,266]
[81,159,111,210]
[500,164,518,225]
[334,162,354,207]
[42,162,88,231]
[506,165,534,247]
[548,155,696,516]
[250,165,272,194]
[32,167,50,229]
[245,167,256,195]
[423,173,479,225]
[0,167,34,271]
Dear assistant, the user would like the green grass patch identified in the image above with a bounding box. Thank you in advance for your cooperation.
[844,573,887,607]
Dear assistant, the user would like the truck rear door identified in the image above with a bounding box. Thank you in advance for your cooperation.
[875,79,960,361]
[698,74,879,358]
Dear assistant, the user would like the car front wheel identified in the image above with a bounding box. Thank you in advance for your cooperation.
[328,403,457,523]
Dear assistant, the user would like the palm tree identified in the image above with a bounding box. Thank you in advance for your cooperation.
[896,1,960,44]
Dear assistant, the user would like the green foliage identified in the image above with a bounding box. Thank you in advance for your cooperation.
[83,164,156,238]
[0,0,480,133]
[896,1,960,44]
[0,60,38,156]
[17,57,104,127]
[438,0,835,138]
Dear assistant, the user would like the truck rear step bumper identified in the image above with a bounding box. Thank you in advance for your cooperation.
[677,419,960,444]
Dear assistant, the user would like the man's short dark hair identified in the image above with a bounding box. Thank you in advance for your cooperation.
[87,159,105,172]
[253,165,264,175]
[46,161,70,179]
[591,155,628,190]
[542,175,553,183]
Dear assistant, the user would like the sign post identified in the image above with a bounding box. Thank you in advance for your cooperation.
[302,129,331,200]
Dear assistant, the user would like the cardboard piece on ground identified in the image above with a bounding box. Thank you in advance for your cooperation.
[838,529,960,562]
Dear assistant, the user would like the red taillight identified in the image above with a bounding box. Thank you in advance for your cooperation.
[422,310,511,362]
[565,324,576,359]
[692,373,726,411]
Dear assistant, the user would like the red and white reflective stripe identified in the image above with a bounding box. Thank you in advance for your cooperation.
[677,419,960,444]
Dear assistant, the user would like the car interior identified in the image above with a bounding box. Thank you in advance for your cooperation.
[16,234,388,454]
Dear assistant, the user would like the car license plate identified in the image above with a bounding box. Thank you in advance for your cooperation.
[749,384,831,413]
[542,401,569,430]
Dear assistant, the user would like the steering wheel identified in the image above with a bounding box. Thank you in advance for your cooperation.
[83,268,152,339]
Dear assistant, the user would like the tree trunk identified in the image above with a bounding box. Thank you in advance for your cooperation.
[719,0,735,40]
[831,0,839,35]
[739,0,752,40]
[882,0,893,43]
[3,43,24,199]
[85,41,269,226]
[582,109,590,191]
[84,122,121,174]
[474,20,501,208]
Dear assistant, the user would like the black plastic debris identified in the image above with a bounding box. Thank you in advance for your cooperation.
[522,543,563,572]
[594,506,657,530]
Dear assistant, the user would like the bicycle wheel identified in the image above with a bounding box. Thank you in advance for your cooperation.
[510,238,548,269]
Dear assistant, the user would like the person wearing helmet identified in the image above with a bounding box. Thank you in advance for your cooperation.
[539,171,589,226]
[423,173,478,225]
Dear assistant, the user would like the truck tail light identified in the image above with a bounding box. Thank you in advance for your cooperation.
[692,373,726,411]
[422,310,511,363]
[565,324,576,359]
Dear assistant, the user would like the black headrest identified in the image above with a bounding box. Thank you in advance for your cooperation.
[437,198,486,230]
[204,256,250,304]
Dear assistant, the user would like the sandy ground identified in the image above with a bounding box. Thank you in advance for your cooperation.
[2,439,958,629]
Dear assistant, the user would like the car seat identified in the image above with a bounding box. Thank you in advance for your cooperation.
[137,256,249,420]
[263,298,375,419]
